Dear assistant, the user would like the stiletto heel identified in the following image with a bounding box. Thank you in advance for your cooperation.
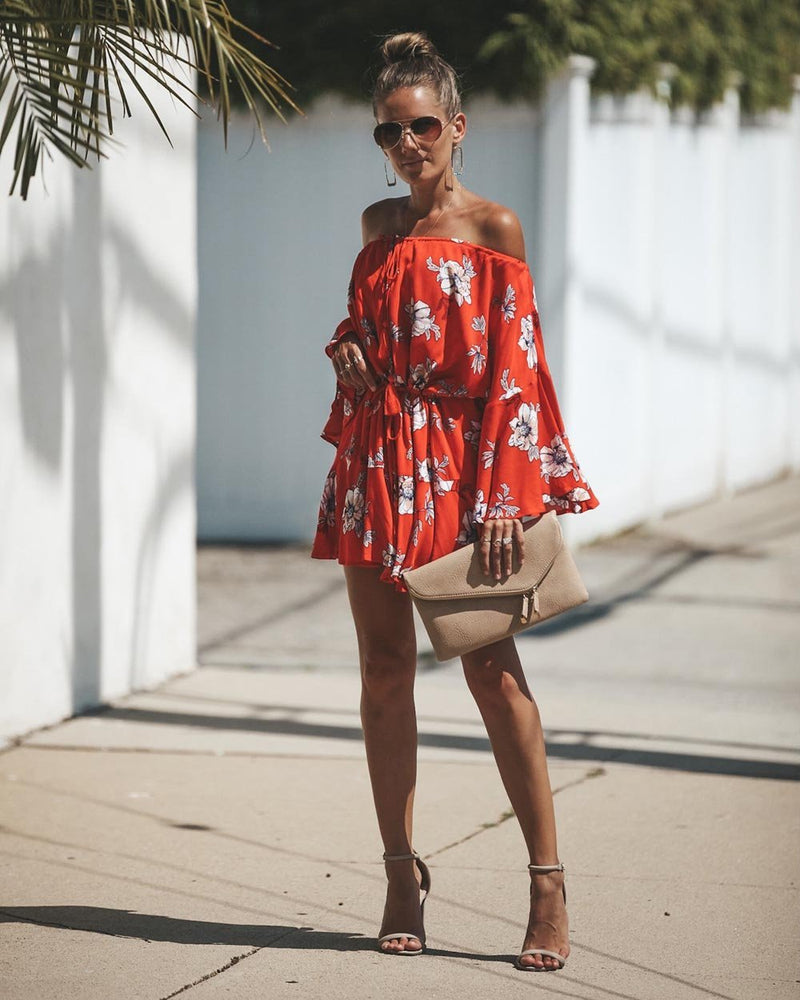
[377,851,431,955]
[516,862,568,971]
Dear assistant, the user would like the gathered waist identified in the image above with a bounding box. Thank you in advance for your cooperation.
[351,377,478,440]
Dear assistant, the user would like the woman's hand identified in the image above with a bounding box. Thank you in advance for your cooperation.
[332,333,379,391]
[480,518,525,581]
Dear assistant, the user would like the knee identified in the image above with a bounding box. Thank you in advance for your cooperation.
[462,647,531,714]
[359,635,416,703]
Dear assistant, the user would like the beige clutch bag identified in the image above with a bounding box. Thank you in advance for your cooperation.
[402,511,588,662]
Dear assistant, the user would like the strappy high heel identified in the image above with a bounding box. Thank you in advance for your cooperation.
[377,851,431,955]
[516,862,569,972]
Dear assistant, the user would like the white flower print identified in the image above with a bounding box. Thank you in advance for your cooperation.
[456,490,487,545]
[342,397,353,418]
[500,283,516,322]
[360,317,376,346]
[499,368,522,400]
[471,315,486,335]
[367,446,384,468]
[416,455,454,495]
[342,434,357,471]
[410,397,427,431]
[410,519,423,548]
[382,543,406,577]
[396,475,415,515]
[318,470,336,528]
[543,493,570,511]
[426,254,477,305]
[362,529,375,547]
[540,434,574,481]
[405,299,441,340]
[467,343,487,374]
[568,486,592,511]
[443,416,458,433]
[390,322,404,342]
[464,419,482,447]
[518,314,537,369]
[481,440,496,469]
[423,490,435,523]
[409,358,437,391]
[487,483,521,520]
[342,486,365,534]
[508,402,540,462]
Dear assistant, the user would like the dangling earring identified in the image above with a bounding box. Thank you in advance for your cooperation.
[384,158,397,187]
[451,144,464,177]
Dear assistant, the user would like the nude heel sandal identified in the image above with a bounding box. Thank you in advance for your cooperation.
[377,851,431,955]
[516,862,568,971]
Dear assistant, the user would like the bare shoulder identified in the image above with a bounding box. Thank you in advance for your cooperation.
[361,198,406,246]
[474,201,526,262]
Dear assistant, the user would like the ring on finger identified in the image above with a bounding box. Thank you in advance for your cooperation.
[342,362,352,370]
[492,539,502,548]
[501,537,513,546]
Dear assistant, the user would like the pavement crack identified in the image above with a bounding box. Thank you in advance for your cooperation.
[424,765,607,860]
[159,947,262,999]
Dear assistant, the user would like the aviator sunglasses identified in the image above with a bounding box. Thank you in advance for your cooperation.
[373,114,455,150]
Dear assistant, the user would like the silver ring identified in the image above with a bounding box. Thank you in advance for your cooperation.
[342,363,352,370]
[501,537,513,546]
[491,540,502,548]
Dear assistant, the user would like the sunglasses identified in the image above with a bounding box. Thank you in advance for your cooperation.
[372,115,454,151]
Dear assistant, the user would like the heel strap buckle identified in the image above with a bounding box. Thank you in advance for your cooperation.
[527,862,565,874]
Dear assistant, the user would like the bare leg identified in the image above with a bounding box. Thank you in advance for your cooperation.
[343,565,424,954]
[462,636,569,971]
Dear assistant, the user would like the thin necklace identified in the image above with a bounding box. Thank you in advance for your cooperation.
[404,191,457,238]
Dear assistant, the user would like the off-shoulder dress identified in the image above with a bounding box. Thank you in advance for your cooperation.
[311,235,599,589]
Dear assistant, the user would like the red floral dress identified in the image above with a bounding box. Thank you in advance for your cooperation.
[311,235,599,589]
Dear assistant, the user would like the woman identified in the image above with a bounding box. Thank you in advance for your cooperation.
[311,32,599,971]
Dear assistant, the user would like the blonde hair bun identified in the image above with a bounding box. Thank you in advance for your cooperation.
[372,31,461,118]
[381,32,438,66]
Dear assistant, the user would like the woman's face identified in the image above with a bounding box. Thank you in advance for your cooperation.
[375,85,466,187]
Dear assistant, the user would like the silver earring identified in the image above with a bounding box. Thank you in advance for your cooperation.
[451,145,464,176]
[384,159,397,187]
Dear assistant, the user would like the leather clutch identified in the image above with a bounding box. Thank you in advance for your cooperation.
[401,511,589,661]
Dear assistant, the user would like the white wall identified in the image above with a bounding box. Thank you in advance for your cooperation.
[0,69,197,740]
[196,65,800,547]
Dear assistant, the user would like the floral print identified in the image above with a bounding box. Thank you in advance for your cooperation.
[406,299,441,340]
[508,401,541,462]
[427,254,476,305]
[540,434,575,481]
[518,314,537,369]
[312,236,599,589]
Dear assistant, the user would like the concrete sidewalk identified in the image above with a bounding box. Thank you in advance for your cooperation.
[2,475,799,999]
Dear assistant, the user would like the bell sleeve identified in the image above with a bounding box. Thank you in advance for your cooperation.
[473,262,599,522]
[320,318,360,447]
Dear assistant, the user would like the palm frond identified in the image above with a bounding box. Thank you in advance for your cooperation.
[0,1,301,198]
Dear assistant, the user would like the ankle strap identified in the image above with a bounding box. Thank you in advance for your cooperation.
[527,862,565,874]
[383,851,420,862]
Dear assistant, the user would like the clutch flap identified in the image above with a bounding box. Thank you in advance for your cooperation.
[402,511,563,602]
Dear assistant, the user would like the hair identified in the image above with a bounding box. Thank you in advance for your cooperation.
[371,32,461,119]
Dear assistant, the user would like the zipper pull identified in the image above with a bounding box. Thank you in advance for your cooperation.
[521,586,540,623]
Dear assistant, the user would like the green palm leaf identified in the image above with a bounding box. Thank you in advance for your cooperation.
[0,1,301,198]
